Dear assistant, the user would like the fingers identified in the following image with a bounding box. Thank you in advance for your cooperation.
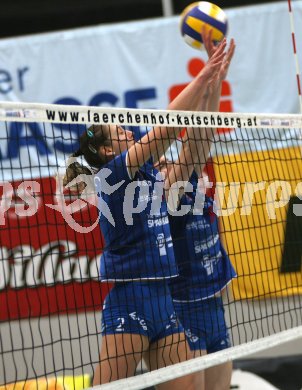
[219,38,236,80]
[208,42,226,70]
[226,39,235,61]
[199,34,236,85]
[205,54,225,75]
[225,39,236,62]
[216,38,235,64]
[211,39,226,57]
[201,26,215,57]
[209,39,226,64]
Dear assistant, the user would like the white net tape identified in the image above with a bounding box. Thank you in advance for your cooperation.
[92,327,302,390]
[0,100,302,128]
[1,100,302,388]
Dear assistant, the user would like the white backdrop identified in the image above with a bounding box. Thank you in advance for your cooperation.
[1,1,302,183]
[0,2,301,113]
[1,2,302,384]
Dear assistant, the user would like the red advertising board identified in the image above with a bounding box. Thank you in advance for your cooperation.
[0,176,112,321]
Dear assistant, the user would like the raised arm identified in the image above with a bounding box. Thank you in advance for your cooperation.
[203,27,235,112]
[163,42,227,190]
[126,39,227,178]
[193,30,235,177]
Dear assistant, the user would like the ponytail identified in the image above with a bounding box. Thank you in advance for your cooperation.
[63,159,93,194]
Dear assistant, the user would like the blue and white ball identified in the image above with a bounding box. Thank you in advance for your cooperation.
[180,2,228,50]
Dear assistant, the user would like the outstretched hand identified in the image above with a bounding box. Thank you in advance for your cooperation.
[199,37,226,82]
[201,26,217,58]
[201,26,235,81]
[219,38,235,80]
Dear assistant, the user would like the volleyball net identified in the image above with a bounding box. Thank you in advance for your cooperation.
[0,101,302,389]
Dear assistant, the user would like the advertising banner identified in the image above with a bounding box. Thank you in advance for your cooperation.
[1,2,302,319]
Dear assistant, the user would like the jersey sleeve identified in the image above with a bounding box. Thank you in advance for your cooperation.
[131,126,150,142]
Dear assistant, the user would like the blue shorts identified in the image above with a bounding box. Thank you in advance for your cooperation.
[173,297,231,353]
[101,281,184,344]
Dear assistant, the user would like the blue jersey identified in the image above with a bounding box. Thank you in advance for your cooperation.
[173,297,231,352]
[95,151,178,282]
[102,281,183,343]
[169,173,236,301]
[132,126,148,141]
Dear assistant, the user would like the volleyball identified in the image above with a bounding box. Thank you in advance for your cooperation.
[180,2,228,50]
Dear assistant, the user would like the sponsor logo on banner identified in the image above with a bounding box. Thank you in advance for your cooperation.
[0,177,111,321]
[0,2,301,320]
[0,55,235,320]
[214,146,302,299]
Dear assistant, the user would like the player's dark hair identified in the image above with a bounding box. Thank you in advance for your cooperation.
[63,125,112,192]
[74,125,112,167]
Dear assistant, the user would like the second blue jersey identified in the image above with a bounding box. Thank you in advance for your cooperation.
[169,173,236,301]
[95,151,178,282]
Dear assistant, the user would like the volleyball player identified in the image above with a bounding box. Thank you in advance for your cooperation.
[63,42,227,387]
[154,33,236,390]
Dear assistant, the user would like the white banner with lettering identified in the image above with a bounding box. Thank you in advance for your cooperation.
[0,2,301,113]
[1,2,302,319]
[0,1,301,182]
